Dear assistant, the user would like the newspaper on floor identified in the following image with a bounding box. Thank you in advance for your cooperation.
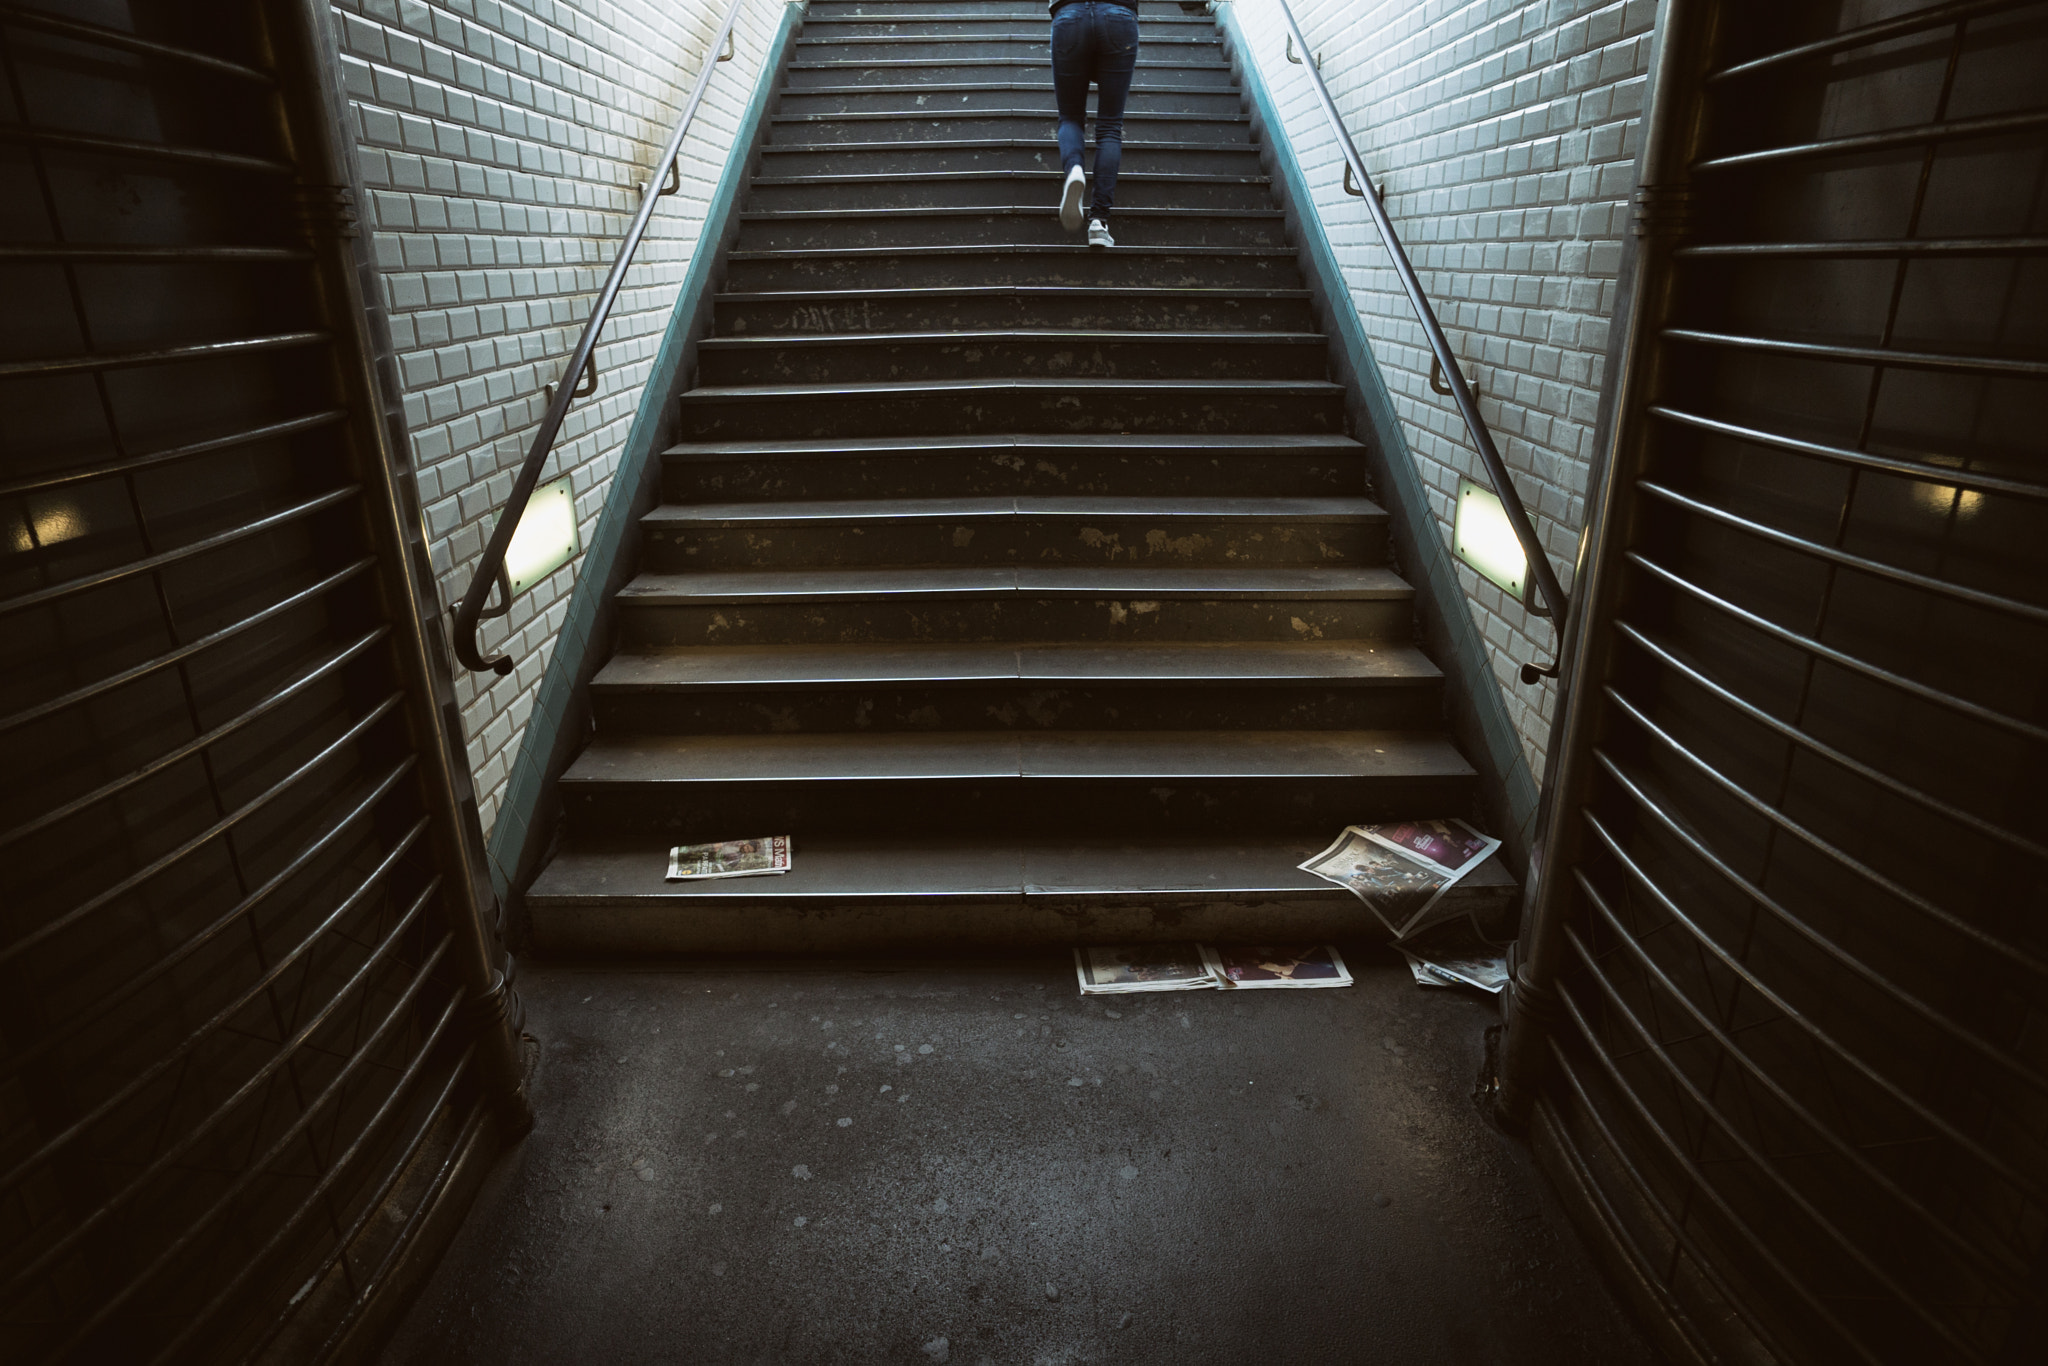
[1298,819,1502,938]
[1396,919,1509,994]
[665,836,792,881]
[1201,944,1352,990]
[1074,944,1217,994]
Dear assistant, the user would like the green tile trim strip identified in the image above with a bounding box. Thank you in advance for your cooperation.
[1214,5,1540,868]
[487,2,808,934]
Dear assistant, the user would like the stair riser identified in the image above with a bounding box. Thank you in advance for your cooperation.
[722,248,1293,291]
[618,596,1410,648]
[801,20,1217,41]
[642,514,1383,570]
[786,62,1236,89]
[561,773,1475,841]
[768,114,1252,144]
[777,87,1244,115]
[793,39,1220,62]
[746,175,1271,212]
[758,144,1260,175]
[592,682,1444,735]
[736,210,1284,250]
[668,450,1363,501]
[678,385,1344,439]
[713,292,1315,335]
[808,1,1204,17]
[696,336,1326,385]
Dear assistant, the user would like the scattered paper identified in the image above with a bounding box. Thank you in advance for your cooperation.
[1397,920,1509,993]
[1299,819,1501,938]
[1074,944,1216,994]
[1202,944,1352,990]
[665,836,791,881]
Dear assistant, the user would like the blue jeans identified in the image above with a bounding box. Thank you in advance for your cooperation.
[1051,2,1139,223]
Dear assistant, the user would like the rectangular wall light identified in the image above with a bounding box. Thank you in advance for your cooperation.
[503,474,581,596]
[1454,476,1542,613]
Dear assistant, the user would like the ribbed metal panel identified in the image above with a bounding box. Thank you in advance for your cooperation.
[1504,1,2048,1361]
[0,4,525,1361]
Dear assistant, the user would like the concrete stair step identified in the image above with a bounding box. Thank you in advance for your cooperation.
[695,328,1329,385]
[721,243,1296,291]
[746,169,1271,212]
[800,18,1215,40]
[792,35,1222,61]
[757,138,1259,176]
[767,110,1251,144]
[808,0,1205,15]
[786,60,1235,89]
[713,284,1315,336]
[663,431,1368,499]
[676,376,1346,439]
[734,204,1286,251]
[589,639,1444,733]
[638,494,1384,569]
[614,563,1415,647]
[777,83,1244,115]
[525,834,1517,952]
[557,728,1477,839]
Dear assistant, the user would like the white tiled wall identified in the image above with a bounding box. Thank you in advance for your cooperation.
[1230,0,1654,779]
[331,0,785,833]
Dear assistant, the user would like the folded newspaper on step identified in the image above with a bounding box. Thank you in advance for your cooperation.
[1299,819,1510,993]
[665,836,791,881]
[1073,943,1354,994]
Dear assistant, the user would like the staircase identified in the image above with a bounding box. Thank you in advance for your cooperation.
[525,0,1512,952]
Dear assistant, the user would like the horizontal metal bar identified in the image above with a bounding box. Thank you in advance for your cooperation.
[1541,1039,1799,1363]
[0,814,426,1192]
[1579,803,2048,1203]
[1696,108,2048,174]
[1591,754,2048,1101]
[0,243,308,265]
[0,327,327,381]
[0,694,403,970]
[0,628,388,851]
[1710,0,2035,82]
[0,4,274,83]
[1564,921,1993,1361]
[1614,620,2048,862]
[1648,404,2048,501]
[0,484,357,620]
[0,557,372,738]
[188,1046,477,1366]
[1604,684,2048,978]
[304,1086,487,1365]
[0,122,294,174]
[0,781,420,1089]
[1626,550,2048,744]
[1637,479,2048,625]
[1677,234,2048,259]
[42,930,457,1355]
[0,409,344,500]
[1572,872,2038,1301]
[1552,983,1883,1364]
[1665,325,2048,378]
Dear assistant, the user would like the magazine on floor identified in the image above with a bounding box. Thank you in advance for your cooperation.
[1298,819,1502,938]
[665,836,792,881]
[1395,919,1510,994]
[1074,944,1218,994]
[1201,944,1353,990]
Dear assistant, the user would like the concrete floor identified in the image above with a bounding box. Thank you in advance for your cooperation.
[379,952,1655,1365]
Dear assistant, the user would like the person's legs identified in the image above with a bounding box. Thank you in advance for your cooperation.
[1088,4,1139,223]
[1051,4,1092,230]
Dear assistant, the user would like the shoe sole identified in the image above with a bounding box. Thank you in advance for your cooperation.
[1059,173,1085,232]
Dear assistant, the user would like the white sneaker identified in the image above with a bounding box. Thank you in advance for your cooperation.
[1059,165,1086,231]
[1087,218,1115,248]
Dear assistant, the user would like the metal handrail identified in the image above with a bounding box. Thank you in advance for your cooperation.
[453,0,750,674]
[1269,0,1570,679]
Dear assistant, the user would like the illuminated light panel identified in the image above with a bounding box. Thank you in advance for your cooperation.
[503,475,580,595]
[1453,476,1530,604]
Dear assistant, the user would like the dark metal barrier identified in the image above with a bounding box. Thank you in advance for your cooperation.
[0,2,528,1360]
[1497,0,2048,1361]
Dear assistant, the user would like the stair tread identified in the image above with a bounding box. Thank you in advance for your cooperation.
[680,376,1343,401]
[592,640,1441,690]
[619,564,1414,603]
[529,834,1513,904]
[726,244,1292,261]
[772,109,1246,122]
[762,138,1257,154]
[749,171,1267,186]
[562,729,1475,785]
[644,495,1383,524]
[740,205,1280,221]
[717,285,1312,302]
[665,432,1365,459]
[698,329,1322,352]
